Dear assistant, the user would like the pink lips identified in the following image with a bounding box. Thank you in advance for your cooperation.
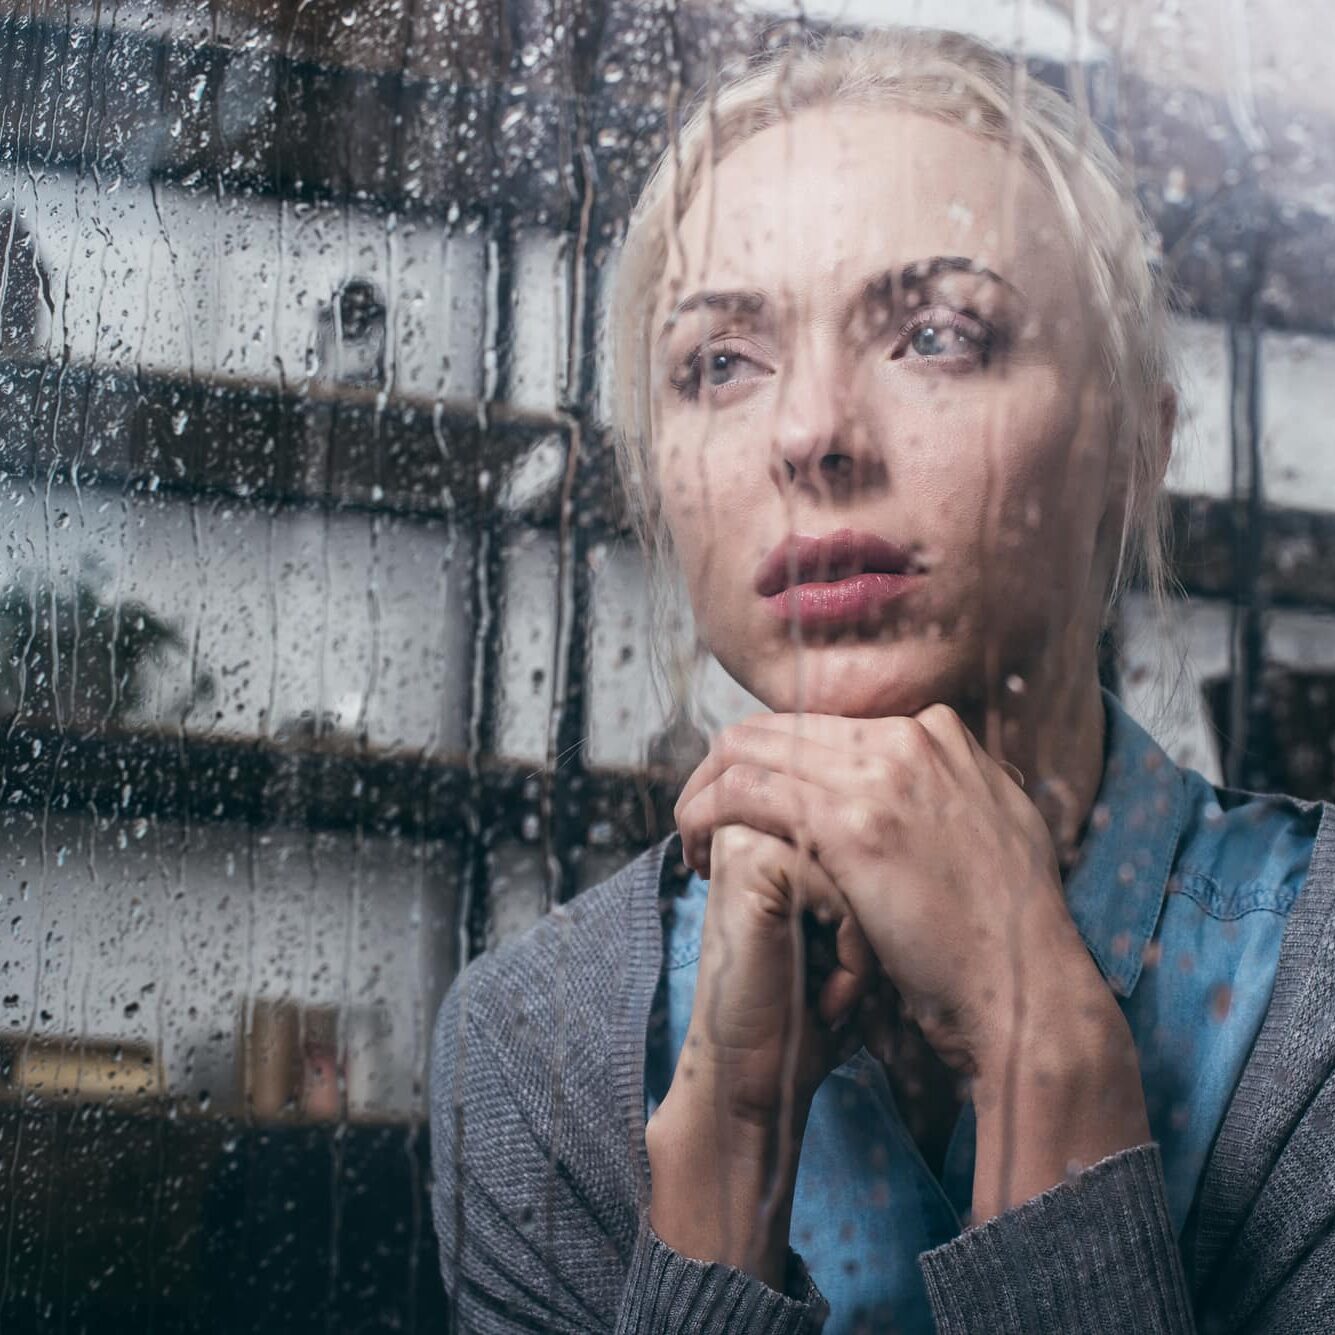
[754,528,923,629]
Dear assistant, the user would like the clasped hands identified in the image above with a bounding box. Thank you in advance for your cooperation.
[650,704,1150,1275]
[671,703,1127,1115]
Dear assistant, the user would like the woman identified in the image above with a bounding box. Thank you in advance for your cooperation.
[431,28,1335,1333]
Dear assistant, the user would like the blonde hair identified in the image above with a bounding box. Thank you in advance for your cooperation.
[603,25,1175,651]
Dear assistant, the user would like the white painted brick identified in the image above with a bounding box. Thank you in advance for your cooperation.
[495,528,561,763]
[1120,593,1232,783]
[0,480,472,752]
[1262,330,1335,513]
[509,230,571,413]
[1165,318,1232,499]
[1265,605,1335,672]
[585,540,664,769]
[1121,593,1335,788]
[0,814,452,1118]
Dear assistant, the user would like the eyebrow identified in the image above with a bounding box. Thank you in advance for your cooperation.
[655,287,766,347]
[869,255,1020,303]
[655,255,1020,348]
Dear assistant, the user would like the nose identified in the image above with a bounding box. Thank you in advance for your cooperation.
[768,350,885,500]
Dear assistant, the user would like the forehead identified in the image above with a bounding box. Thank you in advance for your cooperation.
[658,105,1079,322]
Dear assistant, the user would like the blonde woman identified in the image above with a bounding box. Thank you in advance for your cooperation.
[431,28,1334,1333]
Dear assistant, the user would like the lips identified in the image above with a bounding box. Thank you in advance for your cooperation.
[752,528,925,630]
[752,528,919,597]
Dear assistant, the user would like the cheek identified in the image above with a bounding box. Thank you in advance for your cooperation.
[652,429,770,602]
[899,374,1102,552]
[1015,381,1116,543]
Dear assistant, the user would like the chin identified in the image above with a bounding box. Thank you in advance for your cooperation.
[744,639,964,720]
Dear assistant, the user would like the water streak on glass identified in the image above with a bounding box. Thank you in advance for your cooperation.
[0,0,1332,1329]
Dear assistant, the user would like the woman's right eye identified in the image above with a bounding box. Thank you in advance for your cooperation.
[671,343,765,399]
[703,350,745,386]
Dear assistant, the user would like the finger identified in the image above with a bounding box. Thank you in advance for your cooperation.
[749,710,951,780]
[678,765,837,877]
[742,705,977,766]
[912,702,981,764]
[855,977,904,1065]
[815,913,876,1029]
[676,723,865,821]
[914,703,1026,794]
[731,710,893,753]
[677,717,947,828]
[707,822,849,912]
[817,967,864,1030]
[837,910,876,986]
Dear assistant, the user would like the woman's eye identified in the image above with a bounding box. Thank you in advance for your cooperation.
[889,307,998,367]
[671,344,763,399]
[703,351,744,385]
[907,323,978,358]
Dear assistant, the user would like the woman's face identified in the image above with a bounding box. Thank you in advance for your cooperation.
[650,105,1125,720]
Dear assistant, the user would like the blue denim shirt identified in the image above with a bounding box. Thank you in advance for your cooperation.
[645,693,1318,1333]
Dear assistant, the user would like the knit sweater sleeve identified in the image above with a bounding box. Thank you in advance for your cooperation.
[614,1220,828,1334]
[914,1094,1335,1335]
[918,1143,1195,1333]
[430,959,828,1334]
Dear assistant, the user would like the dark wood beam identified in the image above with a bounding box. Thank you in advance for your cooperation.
[0,357,547,524]
[1166,494,1335,612]
[0,719,678,852]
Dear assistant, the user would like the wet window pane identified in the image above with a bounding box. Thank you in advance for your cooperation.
[1,0,1334,1330]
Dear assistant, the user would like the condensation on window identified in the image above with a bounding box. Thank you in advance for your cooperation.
[0,0,1332,1329]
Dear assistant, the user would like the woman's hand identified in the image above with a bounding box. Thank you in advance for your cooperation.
[646,823,879,1287]
[675,703,1086,1073]
[674,823,878,1118]
[673,703,1151,1217]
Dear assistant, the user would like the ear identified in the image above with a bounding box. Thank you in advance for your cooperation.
[1151,382,1177,492]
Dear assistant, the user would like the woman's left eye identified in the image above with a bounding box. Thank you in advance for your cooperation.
[910,325,964,356]
[895,312,992,365]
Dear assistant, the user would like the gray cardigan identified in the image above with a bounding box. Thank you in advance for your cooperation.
[430,807,1335,1333]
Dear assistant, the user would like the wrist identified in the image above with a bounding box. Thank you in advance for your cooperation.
[647,1080,807,1289]
[660,1018,821,1135]
[972,952,1129,1091]
[647,1081,801,1165]
[647,1074,811,1197]
[969,986,1150,1221]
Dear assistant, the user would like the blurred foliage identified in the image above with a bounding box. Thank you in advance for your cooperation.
[0,564,214,729]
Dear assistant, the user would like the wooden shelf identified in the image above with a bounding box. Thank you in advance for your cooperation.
[0,716,679,850]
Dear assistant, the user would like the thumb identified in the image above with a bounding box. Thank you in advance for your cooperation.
[816,914,876,1030]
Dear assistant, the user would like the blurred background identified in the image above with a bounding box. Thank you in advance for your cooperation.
[0,0,1332,1329]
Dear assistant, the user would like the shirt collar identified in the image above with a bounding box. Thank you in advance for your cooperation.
[1062,689,1187,998]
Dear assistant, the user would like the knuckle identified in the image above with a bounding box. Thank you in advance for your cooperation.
[714,723,750,763]
[712,822,760,858]
[840,799,881,843]
[918,702,961,732]
[885,716,932,764]
[719,762,765,800]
